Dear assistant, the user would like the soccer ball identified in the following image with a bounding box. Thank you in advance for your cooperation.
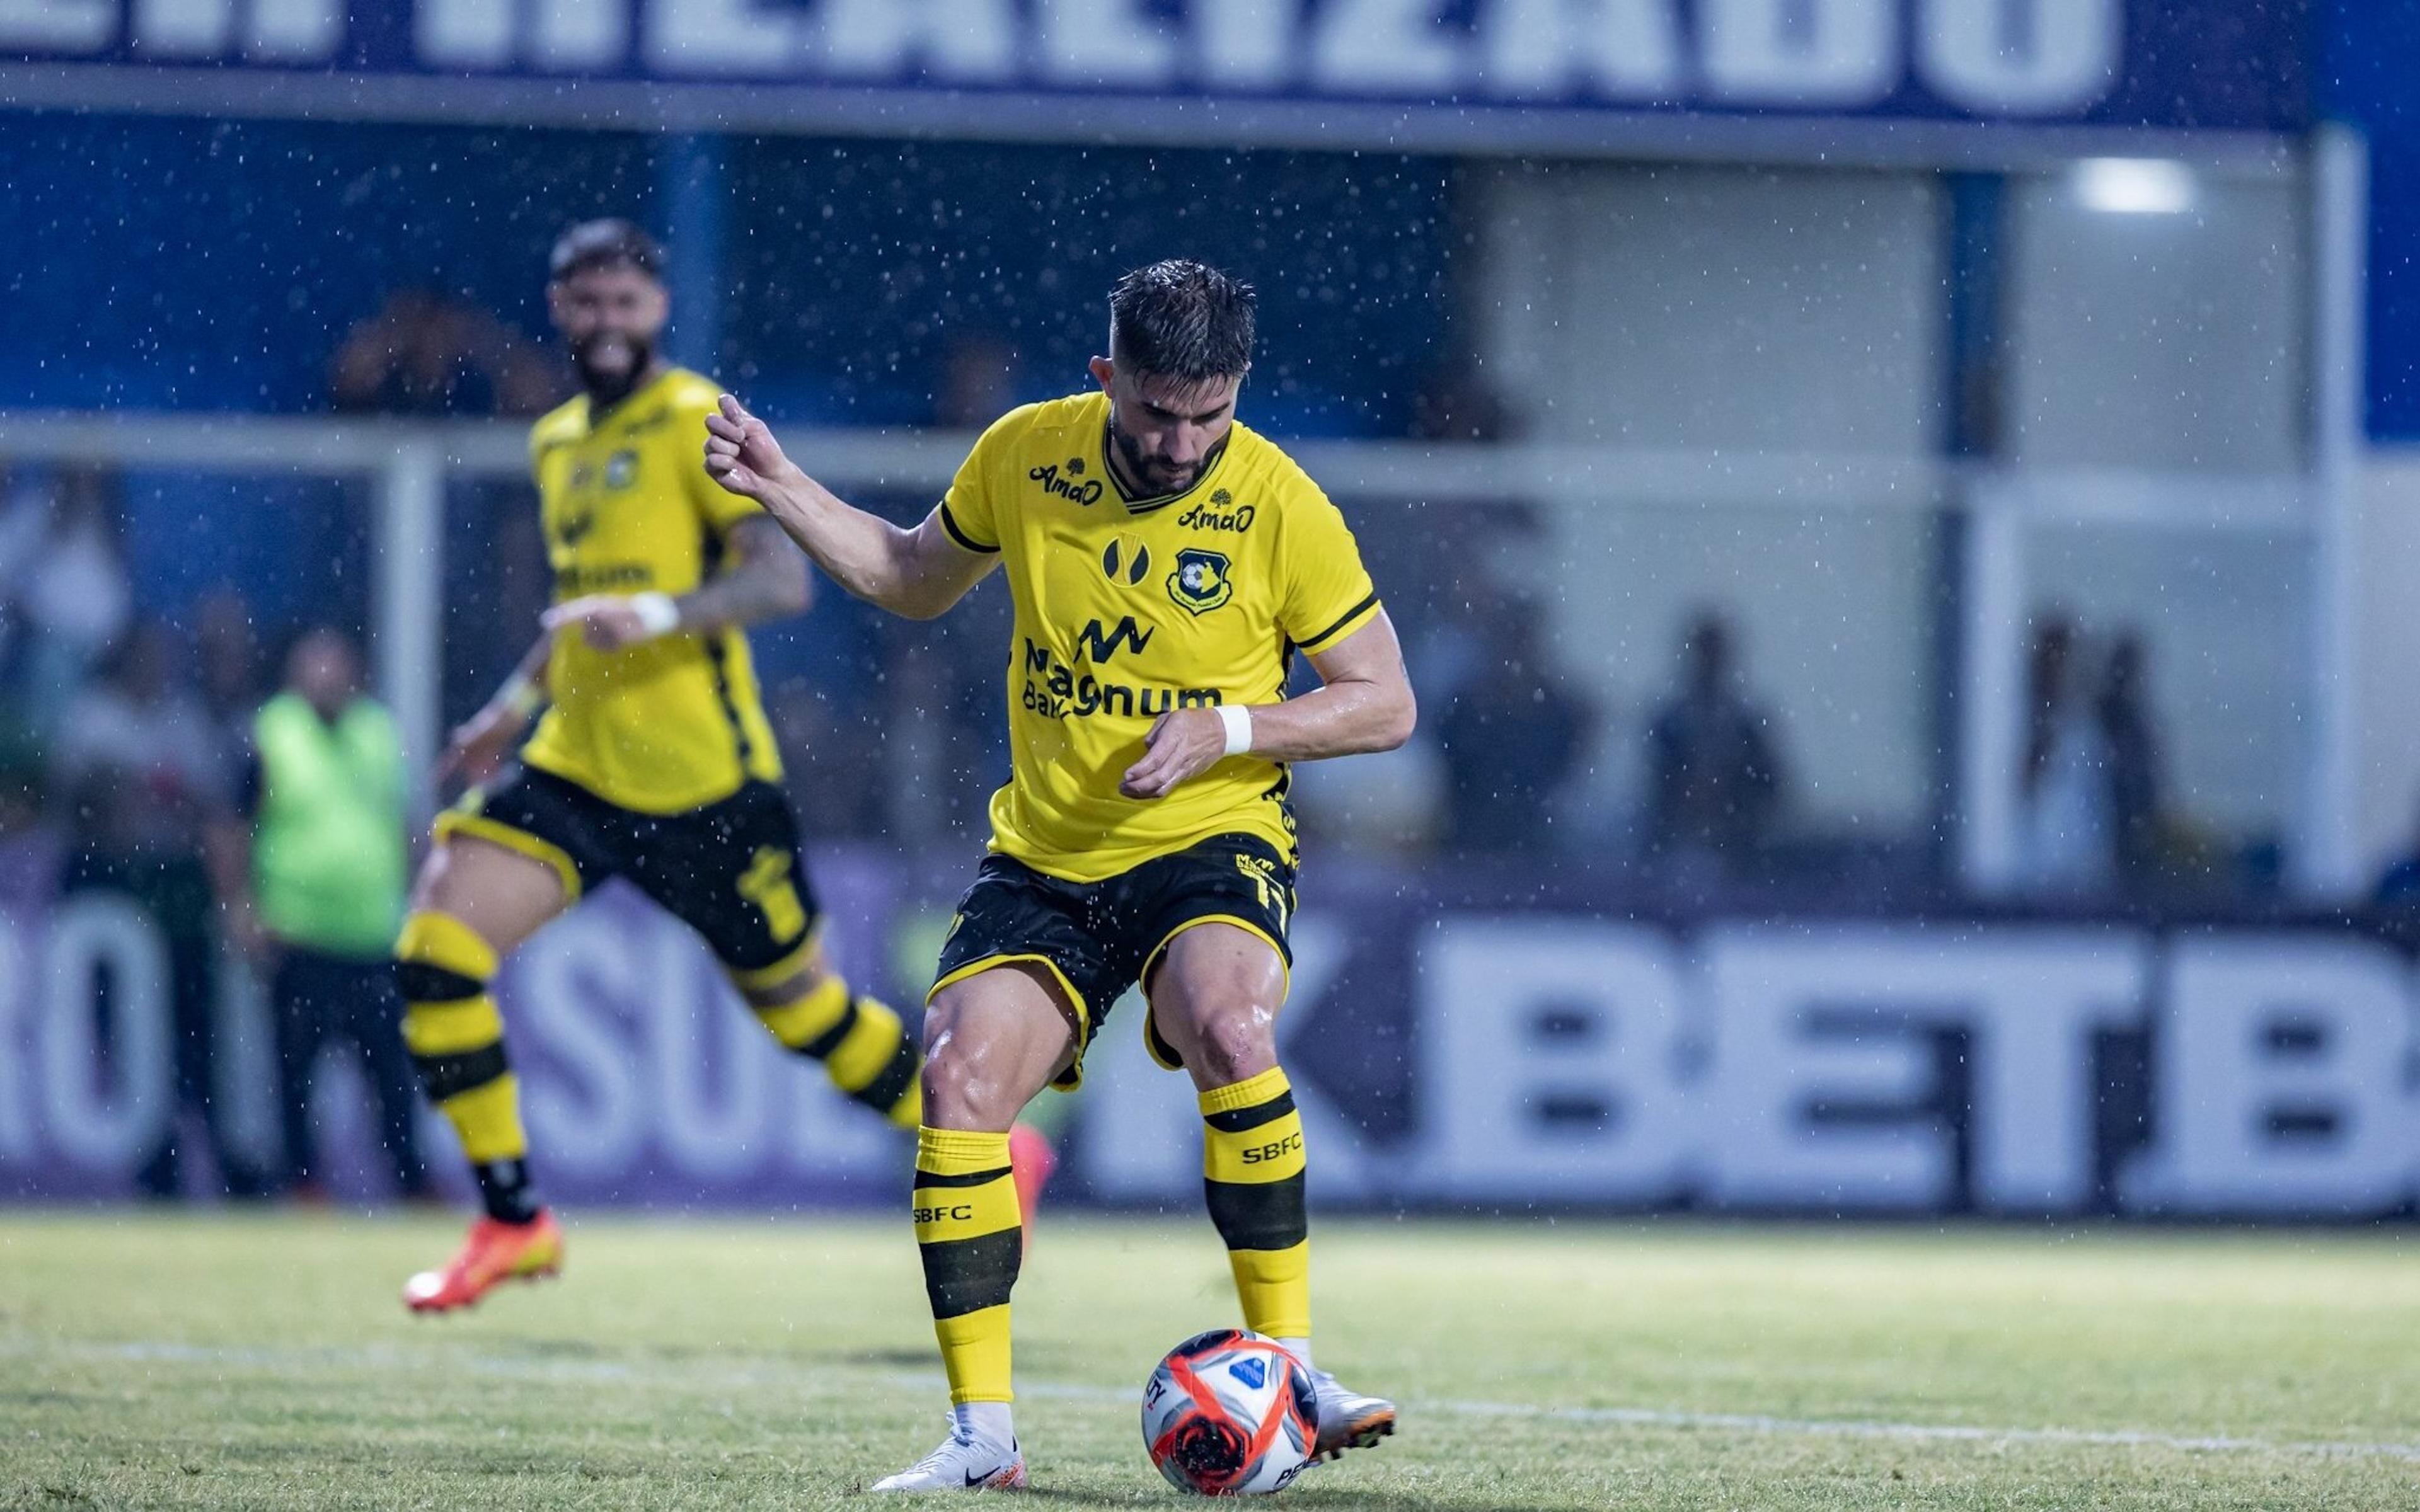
[1141,1329,1318,1496]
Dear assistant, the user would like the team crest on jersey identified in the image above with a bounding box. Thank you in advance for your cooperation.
[604,449,638,490]
[1168,548,1233,615]
[1102,535,1152,587]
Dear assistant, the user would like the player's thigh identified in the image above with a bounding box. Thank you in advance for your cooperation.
[408,835,570,960]
[1146,922,1289,1093]
[628,782,822,1003]
[922,961,1081,1131]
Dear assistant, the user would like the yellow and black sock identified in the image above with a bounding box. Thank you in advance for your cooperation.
[913,1127,1022,1405]
[393,910,536,1223]
[1201,1067,1311,1340]
[746,970,922,1128]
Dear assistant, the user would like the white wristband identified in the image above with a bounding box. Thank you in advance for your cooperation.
[628,592,683,639]
[1217,704,1254,757]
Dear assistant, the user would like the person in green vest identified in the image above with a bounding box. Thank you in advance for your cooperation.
[225,627,429,1201]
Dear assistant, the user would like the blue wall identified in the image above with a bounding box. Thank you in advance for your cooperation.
[0,116,1453,435]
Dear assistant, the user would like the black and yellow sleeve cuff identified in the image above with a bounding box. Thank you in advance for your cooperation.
[1295,590,1382,654]
[938,503,999,554]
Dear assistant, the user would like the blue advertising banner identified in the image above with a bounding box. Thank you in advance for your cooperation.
[6,852,2416,1220]
[0,1,2311,151]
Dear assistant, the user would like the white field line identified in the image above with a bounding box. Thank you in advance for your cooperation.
[18,1337,2420,1467]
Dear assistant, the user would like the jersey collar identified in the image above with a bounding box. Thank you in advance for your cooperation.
[584,365,679,433]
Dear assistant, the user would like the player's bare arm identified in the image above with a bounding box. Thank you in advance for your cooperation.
[703,394,994,619]
[1120,610,1415,801]
[543,515,809,652]
[439,631,553,786]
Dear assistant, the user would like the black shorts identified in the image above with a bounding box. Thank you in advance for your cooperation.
[929,833,1296,1088]
[435,765,821,984]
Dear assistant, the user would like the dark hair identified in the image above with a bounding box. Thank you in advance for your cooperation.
[1108,260,1256,382]
[549,219,666,283]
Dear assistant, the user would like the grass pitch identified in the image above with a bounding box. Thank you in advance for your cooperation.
[1,1211,2413,1509]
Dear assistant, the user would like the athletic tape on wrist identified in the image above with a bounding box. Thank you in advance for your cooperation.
[629,592,683,639]
[1218,704,1253,757]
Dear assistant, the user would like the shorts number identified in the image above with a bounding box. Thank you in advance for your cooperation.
[738,847,807,942]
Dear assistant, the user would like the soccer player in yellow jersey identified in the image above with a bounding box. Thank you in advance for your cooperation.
[706,260,1416,1491]
[391,221,923,1312]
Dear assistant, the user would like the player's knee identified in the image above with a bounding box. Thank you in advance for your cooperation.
[918,1035,1012,1128]
[1184,1009,1278,1088]
[919,1045,987,1127]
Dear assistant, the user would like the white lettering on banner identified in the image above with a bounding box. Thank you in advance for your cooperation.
[2123,937,2417,1216]
[533,0,629,72]
[648,0,803,76]
[132,0,231,58]
[1705,927,1956,1211]
[0,0,112,50]
[0,0,2151,124]
[502,904,898,1187]
[514,915,647,1179]
[1194,0,1298,89]
[650,951,773,1179]
[1920,0,2118,113]
[1480,0,1686,101]
[1699,929,2146,1213]
[245,0,339,60]
[1040,0,1177,88]
[417,0,512,68]
[0,927,28,1162]
[818,0,1017,84]
[421,0,626,69]
[1702,0,1895,106]
[1414,921,1693,1201]
[39,896,170,1170]
[1311,0,1463,95]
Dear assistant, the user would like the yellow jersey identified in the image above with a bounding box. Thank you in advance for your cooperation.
[519,367,782,815]
[939,391,1382,882]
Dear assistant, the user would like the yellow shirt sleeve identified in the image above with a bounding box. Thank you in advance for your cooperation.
[937,407,1026,554]
[1277,487,1381,654]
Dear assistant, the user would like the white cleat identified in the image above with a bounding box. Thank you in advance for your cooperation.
[869,1421,1028,1494]
[1307,1369,1397,1462]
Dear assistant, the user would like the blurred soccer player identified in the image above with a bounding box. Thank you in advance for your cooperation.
[707,260,1414,1490]
[391,220,923,1312]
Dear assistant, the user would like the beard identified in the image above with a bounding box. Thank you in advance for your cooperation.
[571,329,655,407]
[1108,417,1205,497]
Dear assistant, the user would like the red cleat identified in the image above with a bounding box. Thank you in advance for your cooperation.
[1008,1121,1056,1253]
[403,1210,564,1314]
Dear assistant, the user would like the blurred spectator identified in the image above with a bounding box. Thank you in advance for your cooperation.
[1644,614,1784,876]
[4,467,134,734]
[1438,597,1589,854]
[193,587,263,796]
[2014,618,2114,895]
[213,628,425,1201]
[330,285,558,417]
[54,621,266,1199]
[2097,631,2166,891]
